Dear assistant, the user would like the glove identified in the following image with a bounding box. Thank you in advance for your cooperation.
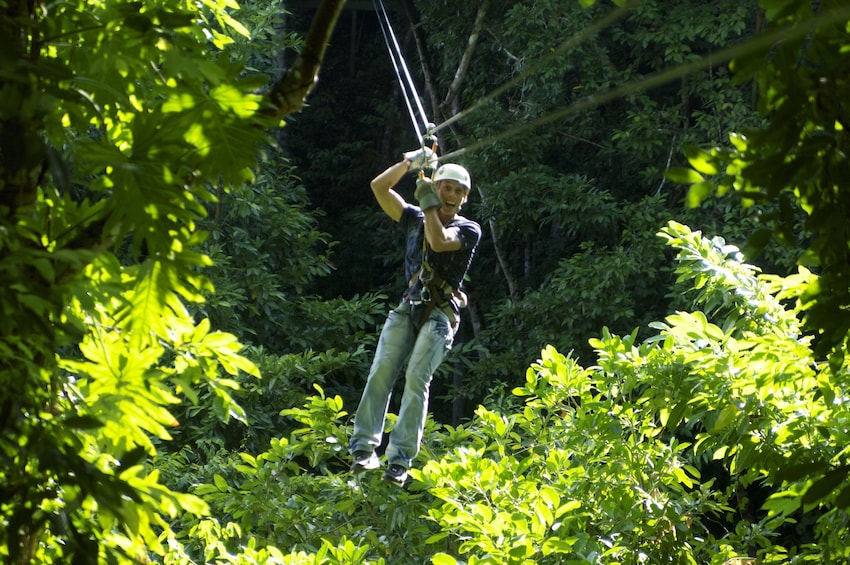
[403,146,438,172]
[414,177,441,210]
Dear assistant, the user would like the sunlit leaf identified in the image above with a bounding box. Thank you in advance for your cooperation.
[665,166,705,185]
[686,180,715,207]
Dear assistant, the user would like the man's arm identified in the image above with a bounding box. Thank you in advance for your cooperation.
[423,208,462,252]
[370,160,410,223]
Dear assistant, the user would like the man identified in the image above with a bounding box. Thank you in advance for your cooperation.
[349,146,481,486]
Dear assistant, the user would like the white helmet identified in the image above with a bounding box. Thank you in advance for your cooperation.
[433,163,471,190]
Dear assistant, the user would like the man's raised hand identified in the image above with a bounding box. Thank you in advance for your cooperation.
[403,147,438,172]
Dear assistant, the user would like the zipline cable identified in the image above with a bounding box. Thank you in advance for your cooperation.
[437,3,850,163]
[373,0,432,145]
[429,1,636,138]
[374,0,422,143]
[377,0,430,131]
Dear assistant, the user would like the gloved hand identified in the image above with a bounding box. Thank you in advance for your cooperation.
[403,146,438,172]
[414,177,441,210]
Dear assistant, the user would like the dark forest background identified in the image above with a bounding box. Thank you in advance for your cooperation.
[226,0,790,426]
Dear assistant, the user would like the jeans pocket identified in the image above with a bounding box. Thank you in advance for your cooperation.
[431,310,455,348]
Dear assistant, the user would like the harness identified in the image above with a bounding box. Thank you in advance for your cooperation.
[406,235,466,330]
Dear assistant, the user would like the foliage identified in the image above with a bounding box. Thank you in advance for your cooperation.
[162,0,847,562]
[164,386,437,564]
[5,0,850,561]
[199,159,334,345]
[0,0,283,561]
[468,191,669,387]
[193,155,390,357]
[174,221,849,564]
[160,158,390,457]
[669,0,850,359]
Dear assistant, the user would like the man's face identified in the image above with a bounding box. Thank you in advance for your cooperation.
[436,180,468,215]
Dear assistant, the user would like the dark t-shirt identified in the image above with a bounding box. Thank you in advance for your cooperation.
[399,203,481,303]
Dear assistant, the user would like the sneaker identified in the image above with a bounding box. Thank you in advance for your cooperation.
[382,464,408,486]
[350,450,379,473]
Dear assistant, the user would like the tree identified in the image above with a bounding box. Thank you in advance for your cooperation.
[0,0,348,561]
[5,0,849,561]
[673,0,850,361]
[415,227,850,564]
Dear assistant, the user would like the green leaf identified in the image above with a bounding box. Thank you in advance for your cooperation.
[684,146,719,175]
[802,466,850,505]
[685,180,715,208]
[836,484,850,509]
[713,404,739,431]
[729,132,748,151]
[665,402,687,431]
[120,446,148,468]
[665,167,705,184]
[541,536,579,555]
[555,499,581,518]
[431,553,458,565]
[213,474,229,492]
[425,532,450,545]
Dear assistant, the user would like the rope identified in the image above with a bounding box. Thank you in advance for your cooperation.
[373,0,432,145]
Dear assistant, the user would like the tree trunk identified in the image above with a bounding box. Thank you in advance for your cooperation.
[402,0,440,122]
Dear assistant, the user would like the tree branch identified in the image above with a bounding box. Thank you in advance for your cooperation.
[441,0,489,116]
[474,184,518,298]
[265,0,347,119]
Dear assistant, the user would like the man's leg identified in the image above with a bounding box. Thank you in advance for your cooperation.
[349,303,414,459]
[384,310,454,474]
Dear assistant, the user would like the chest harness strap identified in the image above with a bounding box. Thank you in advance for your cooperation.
[406,234,466,330]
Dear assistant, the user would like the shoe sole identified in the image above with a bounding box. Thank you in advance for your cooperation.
[350,456,380,474]
[351,462,379,474]
[381,473,407,486]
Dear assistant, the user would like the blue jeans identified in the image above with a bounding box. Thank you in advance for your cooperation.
[349,300,455,469]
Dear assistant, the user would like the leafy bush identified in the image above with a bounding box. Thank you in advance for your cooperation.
[168,221,849,564]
